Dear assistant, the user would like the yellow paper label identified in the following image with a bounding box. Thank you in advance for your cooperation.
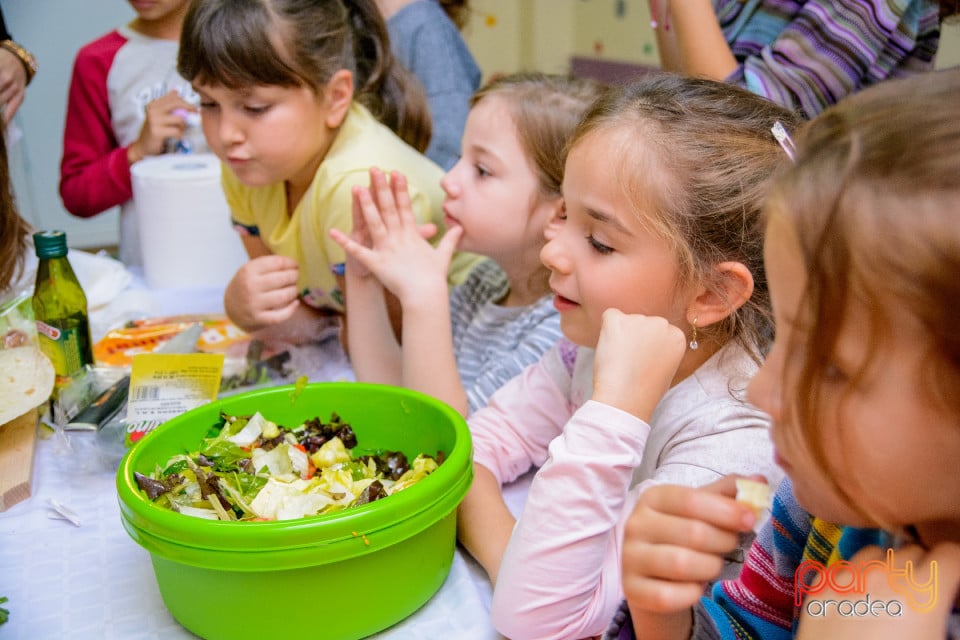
[126,353,224,423]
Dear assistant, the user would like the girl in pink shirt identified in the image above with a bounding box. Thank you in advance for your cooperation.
[457,74,802,639]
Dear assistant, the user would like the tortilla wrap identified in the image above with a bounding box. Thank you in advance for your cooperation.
[0,346,55,425]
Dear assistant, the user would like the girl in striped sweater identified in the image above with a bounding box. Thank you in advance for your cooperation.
[332,73,602,416]
[611,68,960,640]
[649,0,956,118]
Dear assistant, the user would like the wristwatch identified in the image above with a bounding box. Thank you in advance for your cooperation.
[0,39,37,85]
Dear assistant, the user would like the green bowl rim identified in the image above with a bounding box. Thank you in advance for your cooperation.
[116,382,472,553]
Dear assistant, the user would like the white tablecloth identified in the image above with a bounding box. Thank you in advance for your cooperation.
[0,424,504,639]
[0,258,514,639]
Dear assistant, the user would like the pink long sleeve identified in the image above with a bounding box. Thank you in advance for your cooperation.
[59,31,134,218]
[490,347,779,640]
[468,349,577,486]
[490,400,647,640]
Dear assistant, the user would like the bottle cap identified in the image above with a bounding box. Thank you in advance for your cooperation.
[34,230,69,259]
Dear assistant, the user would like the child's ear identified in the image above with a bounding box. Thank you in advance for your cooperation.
[323,69,354,129]
[686,261,754,328]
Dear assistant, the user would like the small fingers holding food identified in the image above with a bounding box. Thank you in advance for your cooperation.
[129,90,196,162]
[622,477,760,612]
[734,477,772,533]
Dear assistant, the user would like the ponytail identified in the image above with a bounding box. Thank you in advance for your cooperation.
[178,0,433,154]
[343,0,433,153]
[439,0,471,30]
[941,0,960,20]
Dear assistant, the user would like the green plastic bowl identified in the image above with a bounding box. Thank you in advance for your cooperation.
[117,382,473,640]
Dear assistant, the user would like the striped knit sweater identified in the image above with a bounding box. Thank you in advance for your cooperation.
[605,477,960,639]
[715,0,942,117]
[448,258,562,414]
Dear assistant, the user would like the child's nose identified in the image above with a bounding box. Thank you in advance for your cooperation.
[540,235,568,273]
[440,162,463,198]
[216,113,243,145]
[746,352,782,423]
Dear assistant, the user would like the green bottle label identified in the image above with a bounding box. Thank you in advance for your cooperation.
[36,320,87,384]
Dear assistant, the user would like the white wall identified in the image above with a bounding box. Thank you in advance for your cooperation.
[5,0,134,249]
[5,1,958,251]
[463,0,960,78]
[940,20,960,68]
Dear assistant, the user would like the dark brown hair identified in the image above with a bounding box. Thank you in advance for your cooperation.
[765,68,960,511]
[439,0,471,29]
[568,73,803,362]
[178,0,431,152]
[941,0,960,20]
[0,124,30,292]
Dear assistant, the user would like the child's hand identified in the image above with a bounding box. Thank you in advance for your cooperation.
[796,542,960,640]
[0,45,28,124]
[330,167,461,307]
[336,184,376,280]
[224,255,300,333]
[621,477,758,639]
[592,309,685,421]
[128,89,197,163]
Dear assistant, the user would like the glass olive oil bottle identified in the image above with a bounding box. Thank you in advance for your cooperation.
[32,230,94,392]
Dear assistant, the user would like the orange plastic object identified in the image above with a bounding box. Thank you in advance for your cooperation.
[94,315,249,368]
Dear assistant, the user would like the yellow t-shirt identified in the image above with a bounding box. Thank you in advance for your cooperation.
[224,102,479,312]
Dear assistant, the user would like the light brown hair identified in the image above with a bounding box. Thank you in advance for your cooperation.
[0,124,30,292]
[765,68,960,507]
[470,72,603,295]
[178,0,432,152]
[568,73,803,362]
[471,72,603,200]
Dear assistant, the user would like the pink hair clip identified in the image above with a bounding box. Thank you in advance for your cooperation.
[772,121,796,162]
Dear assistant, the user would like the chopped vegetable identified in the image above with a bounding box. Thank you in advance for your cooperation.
[135,411,442,522]
[0,596,8,625]
[289,375,309,403]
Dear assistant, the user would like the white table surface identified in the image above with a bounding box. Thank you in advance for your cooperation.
[0,424,505,639]
[0,256,515,639]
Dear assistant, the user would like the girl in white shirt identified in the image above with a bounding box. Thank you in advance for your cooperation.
[457,74,802,640]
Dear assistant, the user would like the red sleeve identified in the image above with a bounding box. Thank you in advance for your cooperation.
[58,30,134,219]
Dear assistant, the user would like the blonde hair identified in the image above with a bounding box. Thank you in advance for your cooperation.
[766,68,960,515]
[178,0,432,152]
[568,74,802,361]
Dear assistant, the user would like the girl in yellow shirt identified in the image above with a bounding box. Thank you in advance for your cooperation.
[177,0,477,348]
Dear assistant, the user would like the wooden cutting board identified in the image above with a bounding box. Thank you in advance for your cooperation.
[0,408,39,511]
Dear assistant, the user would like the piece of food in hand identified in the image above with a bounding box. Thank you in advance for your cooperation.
[0,346,54,425]
[735,478,772,519]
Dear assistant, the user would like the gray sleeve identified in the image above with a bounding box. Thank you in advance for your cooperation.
[465,311,563,413]
[387,1,482,170]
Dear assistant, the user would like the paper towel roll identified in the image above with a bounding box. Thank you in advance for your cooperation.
[131,154,248,289]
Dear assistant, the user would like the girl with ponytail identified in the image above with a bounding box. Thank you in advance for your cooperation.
[178,0,479,348]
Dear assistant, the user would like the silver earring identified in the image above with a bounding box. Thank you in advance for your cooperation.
[689,318,699,351]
